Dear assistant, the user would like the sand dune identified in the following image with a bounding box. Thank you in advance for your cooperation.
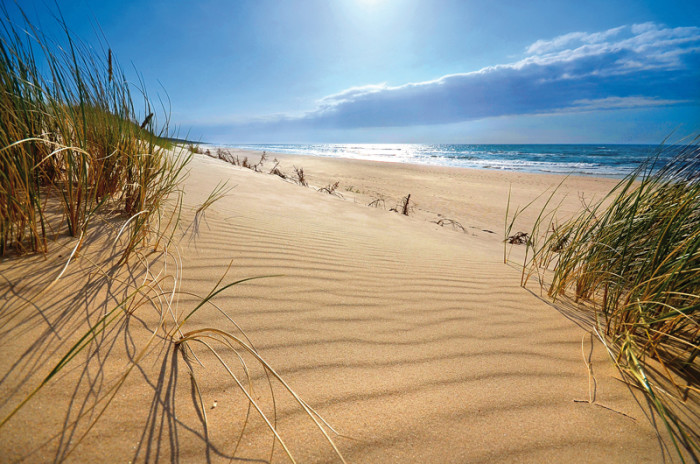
[0,150,679,462]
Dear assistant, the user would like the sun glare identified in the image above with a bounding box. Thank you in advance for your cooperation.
[357,0,382,7]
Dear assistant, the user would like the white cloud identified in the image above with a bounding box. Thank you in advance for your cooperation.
[317,83,389,108]
[218,22,700,132]
[526,26,626,55]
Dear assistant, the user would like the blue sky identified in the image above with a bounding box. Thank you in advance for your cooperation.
[9,0,700,144]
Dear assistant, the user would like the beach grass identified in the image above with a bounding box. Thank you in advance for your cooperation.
[522,140,700,461]
[0,6,346,462]
[0,3,187,260]
[5,1,696,461]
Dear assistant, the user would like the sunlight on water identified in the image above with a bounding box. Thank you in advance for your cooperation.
[217,143,676,177]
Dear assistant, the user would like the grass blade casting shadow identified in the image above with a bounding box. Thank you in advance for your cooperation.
[0,5,347,463]
[521,140,700,462]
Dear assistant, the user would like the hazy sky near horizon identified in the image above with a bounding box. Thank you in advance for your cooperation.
[9,0,700,144]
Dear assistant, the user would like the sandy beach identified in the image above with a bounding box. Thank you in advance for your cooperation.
[0,149,687,463]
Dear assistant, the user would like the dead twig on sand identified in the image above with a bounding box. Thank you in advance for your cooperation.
[434,218,466,232]
[293,166,308,187]
[507,231,530,245]
[269,160,288,179]
[318,181,343,198]
[390,194,413,215]
[252,151,267,172]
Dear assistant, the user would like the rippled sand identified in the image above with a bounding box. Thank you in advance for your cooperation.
[1,150,674,463]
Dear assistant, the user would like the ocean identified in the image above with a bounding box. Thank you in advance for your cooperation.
[216,143,681,177]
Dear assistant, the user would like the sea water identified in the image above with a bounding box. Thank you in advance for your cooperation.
[216,143,683,177]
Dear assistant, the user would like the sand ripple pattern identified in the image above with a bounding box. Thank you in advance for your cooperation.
[173,162,667,463]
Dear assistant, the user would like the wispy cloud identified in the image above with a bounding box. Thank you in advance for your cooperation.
[525,26,627,55]
[567,96,690,111]
[213,22,700,134]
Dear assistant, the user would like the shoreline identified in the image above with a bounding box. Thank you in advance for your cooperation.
[205,142,665,178]
[202,147,622,240]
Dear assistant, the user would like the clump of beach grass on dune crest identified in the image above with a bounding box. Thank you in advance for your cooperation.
[252,150,267,172]
[318,181,343,197]
[187,143,204,154]
[269,159,288,179]
[0,5,347,463]
[0,3,188,260]
[523,140,700,462]
[293,166,308,186]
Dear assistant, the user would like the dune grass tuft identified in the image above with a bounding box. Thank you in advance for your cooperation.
[319,181,343,197]
[269,159,288,179]
[0,3,188,260]
[293,166,308,186]
[523,140,700,461]
[1,5,346,462]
